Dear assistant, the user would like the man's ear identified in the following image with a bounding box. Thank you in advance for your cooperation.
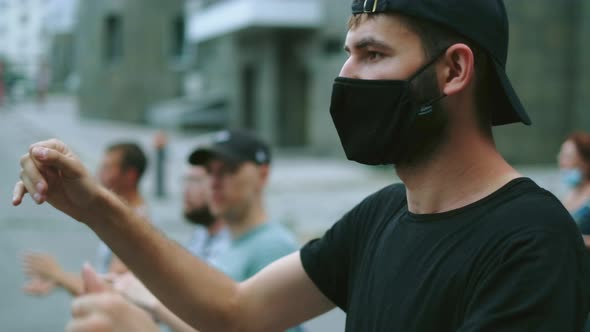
[258,164,270,187]
[124,168,139,187]
[439,43,475,97]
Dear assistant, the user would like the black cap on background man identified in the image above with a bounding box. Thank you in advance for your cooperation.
[189,129,272,167]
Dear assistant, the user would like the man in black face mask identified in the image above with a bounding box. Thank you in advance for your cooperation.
[14,1,590,332]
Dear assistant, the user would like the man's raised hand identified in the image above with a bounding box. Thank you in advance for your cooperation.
[13,139,100,222]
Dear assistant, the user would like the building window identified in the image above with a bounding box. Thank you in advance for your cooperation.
[103,14,123,64]
[323,38,344,55]
[170,14,185,59]
[201,0,218,8]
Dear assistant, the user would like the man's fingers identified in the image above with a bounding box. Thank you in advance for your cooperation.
[29,144,83,179]
[21,256,35,276]
[71,295,98,318]
[66,311,111,332]
[23,282,46,296]
[12,181,26,206]
[14,139,82,206]
[71,293,116,318]
[20,174,43,204]
[17,142,84,205]
[19,153,48,204]
[30,138,71,155]
[22,253,42,270]
[82,263,107,294]
[23,277,55,296]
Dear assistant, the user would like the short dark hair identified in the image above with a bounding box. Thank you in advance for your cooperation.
[348,13,500,136]
[106,142,148,182]
[567,132,590,169]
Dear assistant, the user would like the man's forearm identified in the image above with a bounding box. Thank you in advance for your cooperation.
[154,303,200,332]
[54,271,84,296]
[84,189,241,332]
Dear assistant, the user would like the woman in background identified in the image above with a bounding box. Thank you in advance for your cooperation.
[558,131,590,247]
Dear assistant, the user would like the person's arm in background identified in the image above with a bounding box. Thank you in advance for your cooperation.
[108,256,129,275]
[15,140,334,332]
[66,264,161,332]
[153,304,200,332]
[22,275,56,296]
[67,253,332,332]
[23,252,84,296]
[113,272,199,332]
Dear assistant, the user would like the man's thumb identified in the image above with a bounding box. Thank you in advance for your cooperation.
[82,262,106,294]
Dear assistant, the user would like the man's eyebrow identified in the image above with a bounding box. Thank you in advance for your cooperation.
[344,37,393,53]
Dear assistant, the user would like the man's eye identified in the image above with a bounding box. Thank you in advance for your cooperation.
[367,51,382,61]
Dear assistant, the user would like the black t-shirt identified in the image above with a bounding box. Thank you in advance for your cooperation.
[301,178,590,331]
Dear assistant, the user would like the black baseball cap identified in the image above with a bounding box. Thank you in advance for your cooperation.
[189,129,272,166]
[351,0,531,126]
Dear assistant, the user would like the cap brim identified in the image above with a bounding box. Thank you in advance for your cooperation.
[491,60,532,126]
[188,146,244,166]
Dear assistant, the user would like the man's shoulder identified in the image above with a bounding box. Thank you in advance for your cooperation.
[238,223,300,277]
[492,178,571,228]
[482,179,582,247]
[243,223,300,252]
[370,182,406,200]
[353,182,406,213]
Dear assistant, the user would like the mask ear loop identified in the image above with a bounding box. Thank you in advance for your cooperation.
[408,47,450,82]
[418,93,447,115]
[409,47,452,116]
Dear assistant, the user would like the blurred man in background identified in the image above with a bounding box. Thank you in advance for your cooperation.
[78,131,302,332]
[182,164,230,261]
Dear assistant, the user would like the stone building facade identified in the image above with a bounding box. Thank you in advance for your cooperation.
[75,0,184,122]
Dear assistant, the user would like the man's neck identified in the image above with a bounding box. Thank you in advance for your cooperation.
[397,129,521,215]
[117,188,143,209]
[226,200,267,239]
[206,219,226,237]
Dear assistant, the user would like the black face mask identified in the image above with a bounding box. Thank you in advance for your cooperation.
[330,51,447,165]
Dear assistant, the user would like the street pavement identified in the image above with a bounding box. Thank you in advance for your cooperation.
[0,96,562,331]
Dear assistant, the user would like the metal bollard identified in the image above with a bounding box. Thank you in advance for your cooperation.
[153,131,168,199]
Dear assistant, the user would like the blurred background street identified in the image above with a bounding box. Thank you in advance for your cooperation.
[0,0,588,331]
[0,96,390,331]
